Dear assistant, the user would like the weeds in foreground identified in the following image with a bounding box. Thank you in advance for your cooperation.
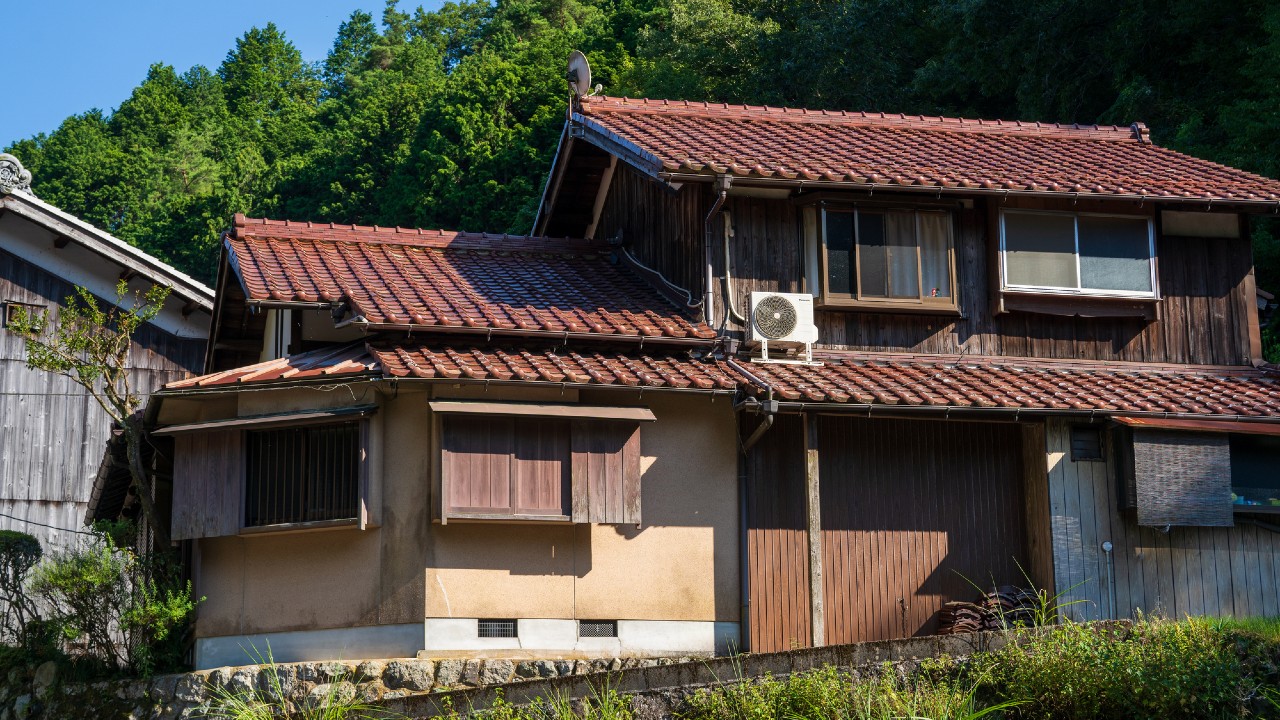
[969,616,1249,720]
[681,664,1020,720]
[1207,615,1280,643]
[434,679,634,720]
[198,645,395,720]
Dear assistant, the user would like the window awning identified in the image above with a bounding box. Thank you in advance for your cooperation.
[153,405,378,435]
[1113,416,1280,438]
[428,401,655,422]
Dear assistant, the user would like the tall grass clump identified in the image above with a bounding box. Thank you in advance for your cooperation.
[198,646,393,720]
[681,664,1016,720]
[970,616,1248,720]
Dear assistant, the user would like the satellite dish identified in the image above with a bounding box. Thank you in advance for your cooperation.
[566,51,592,97]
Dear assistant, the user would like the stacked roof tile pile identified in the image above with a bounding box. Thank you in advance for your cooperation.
[576,96,1280,202]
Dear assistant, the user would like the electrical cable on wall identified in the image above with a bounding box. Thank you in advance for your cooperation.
[0,511,97,536]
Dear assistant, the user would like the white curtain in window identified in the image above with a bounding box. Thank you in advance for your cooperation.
[885,211,919,298]
[1004,212,1078,289]
[918,212,951,298]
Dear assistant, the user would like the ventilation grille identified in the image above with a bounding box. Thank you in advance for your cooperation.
[478,619,518,638]
[753,295,798,339]
[1070,426,1104,461]
[578,620,617,638]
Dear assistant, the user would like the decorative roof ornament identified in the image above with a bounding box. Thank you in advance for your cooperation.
[0,153,34,196]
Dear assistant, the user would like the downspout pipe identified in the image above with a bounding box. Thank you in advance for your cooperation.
[704,176,731,327]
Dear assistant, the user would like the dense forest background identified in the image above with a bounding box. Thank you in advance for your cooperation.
[7,0,1280,354]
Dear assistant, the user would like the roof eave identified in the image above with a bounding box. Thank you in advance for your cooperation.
[767,399,1280,423]
[0,192,215,308]
[655,172,1280,211]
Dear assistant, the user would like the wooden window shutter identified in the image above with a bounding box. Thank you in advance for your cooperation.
[571,421,642,525]
[441,416,571,518]
[172,430,243,541]
[443,416,516,516]
[1132,430,1232,527]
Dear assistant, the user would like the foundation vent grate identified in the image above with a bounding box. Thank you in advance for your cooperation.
[478,619,518,638]
[578,620,618,638]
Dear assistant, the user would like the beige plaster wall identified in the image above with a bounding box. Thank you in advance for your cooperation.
[196,528,383,637]
[191,382,740,640]
[424,389,741,623]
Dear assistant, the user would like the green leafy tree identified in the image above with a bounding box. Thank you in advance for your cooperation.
[8,282,173,548]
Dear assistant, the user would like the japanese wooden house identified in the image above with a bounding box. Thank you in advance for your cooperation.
[0,153,212,551]
[93,84,1280,667]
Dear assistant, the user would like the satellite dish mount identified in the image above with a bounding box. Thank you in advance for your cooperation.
[566,50,596,98]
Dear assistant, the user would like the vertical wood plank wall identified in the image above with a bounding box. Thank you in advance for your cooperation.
[1046,418,1280,620]
[818,417,1031,643]
[594,165,1258,366]
[0,248,205,550]
[744,414,811,653]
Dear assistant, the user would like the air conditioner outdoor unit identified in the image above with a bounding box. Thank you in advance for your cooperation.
[748,291,821,365]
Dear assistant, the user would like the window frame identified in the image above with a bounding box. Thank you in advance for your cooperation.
[812,204,960,313]
[241,420,369,532]
[3,301,45,330]
[166,410,376,541]
[999,208,1159,300]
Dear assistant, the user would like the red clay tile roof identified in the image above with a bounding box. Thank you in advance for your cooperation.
[165,340,743,392]
[167,341,1280,420]
[226,215,715,342]
[576,96,1280,203]
[746,354,1280,417]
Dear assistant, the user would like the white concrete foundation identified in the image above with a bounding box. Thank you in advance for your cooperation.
[196,619,740,669]
[421,618,739,658]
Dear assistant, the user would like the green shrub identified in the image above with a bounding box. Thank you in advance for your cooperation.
[29,525,199,676]
[0,530,44,651]
[971,617,1247,720]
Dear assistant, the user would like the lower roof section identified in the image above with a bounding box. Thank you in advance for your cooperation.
[746,353,1280,418]
[164,339,744,393]
[164,340,1280,420]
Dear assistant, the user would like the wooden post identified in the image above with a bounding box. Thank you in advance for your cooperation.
[804,412,825,646]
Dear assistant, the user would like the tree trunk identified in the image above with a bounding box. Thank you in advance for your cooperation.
[122,415,171,550]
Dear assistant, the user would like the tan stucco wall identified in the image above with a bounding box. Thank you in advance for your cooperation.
[197,528,383,637]
[190,383,740,640]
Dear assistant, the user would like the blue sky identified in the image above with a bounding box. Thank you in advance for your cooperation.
[3,1,444,147]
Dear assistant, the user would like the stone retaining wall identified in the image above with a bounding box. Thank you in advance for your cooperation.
[0,627,1051,719]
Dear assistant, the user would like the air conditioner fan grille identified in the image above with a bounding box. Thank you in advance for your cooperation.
[754,295,798,340]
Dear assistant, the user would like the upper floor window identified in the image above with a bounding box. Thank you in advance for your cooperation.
[809,207,957,311]
[1000,210,1157,298]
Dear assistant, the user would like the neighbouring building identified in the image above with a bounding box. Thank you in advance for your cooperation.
[0,153,212,551]
[92,80,1280,668]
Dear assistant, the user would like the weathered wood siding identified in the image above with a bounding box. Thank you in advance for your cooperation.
[1046,418,1280,620]
[594,166,710,301]
[745,415,1039,650]
[744,414,811,653]
[596,166,1258,365]
[817,417,1031,643]
[0,248,205,549]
